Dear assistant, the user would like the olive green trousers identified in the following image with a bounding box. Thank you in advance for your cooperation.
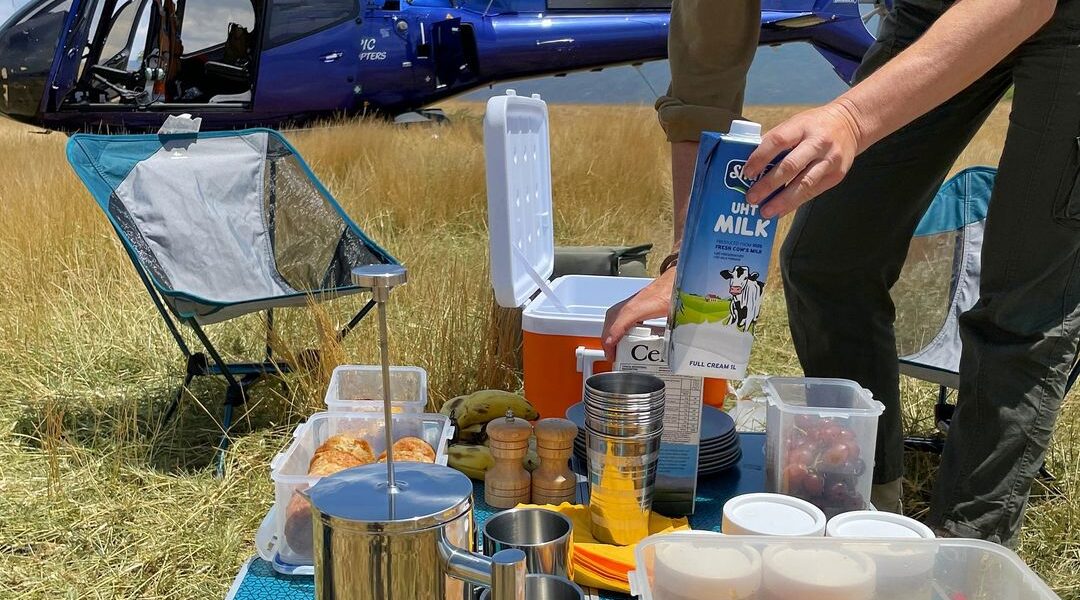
[656,0,760,142]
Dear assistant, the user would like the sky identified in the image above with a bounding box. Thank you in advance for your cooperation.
[0,0,851,105]
[0,0,19,24]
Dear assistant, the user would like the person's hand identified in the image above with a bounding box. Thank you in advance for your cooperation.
[742,100,864,219]
[601,268,676,361]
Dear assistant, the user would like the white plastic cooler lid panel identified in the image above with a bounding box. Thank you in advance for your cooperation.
[522,275,666,337]
[485,90,555,309]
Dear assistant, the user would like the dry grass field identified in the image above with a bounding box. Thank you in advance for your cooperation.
[1,101,1077,599]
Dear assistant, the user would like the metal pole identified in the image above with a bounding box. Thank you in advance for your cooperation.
[351,264,409,495]
[376,295,397,492]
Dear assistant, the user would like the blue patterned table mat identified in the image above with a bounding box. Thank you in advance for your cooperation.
[227,433,766,600]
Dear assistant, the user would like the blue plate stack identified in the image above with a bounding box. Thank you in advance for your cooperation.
[566,403,741,477]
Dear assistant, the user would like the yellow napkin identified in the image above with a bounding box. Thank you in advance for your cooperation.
[516,503,690,594]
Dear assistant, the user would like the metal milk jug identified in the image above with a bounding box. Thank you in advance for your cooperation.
[303,461,512,600]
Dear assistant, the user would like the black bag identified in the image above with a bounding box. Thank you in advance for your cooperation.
[552,244,653,278]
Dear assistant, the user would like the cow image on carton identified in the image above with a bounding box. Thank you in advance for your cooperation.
[669,120,780,381]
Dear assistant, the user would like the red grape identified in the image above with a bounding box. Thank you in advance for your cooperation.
[837,428,857,443]
[783,464,809,492]
[786,447,815,468]
[822,443,853,467]
[802,472,824,497]
[819,423,843,444]
[825,481,851,504]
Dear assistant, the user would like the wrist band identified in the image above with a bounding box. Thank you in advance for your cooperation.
[659,252,679,275]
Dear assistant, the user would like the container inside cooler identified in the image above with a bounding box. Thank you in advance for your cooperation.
[630,532,1060,600]
[269,412,452,565]
[324,365,429,413]
[764,378,884,518]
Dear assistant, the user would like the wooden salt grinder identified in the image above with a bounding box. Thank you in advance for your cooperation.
[484,410,534,509]
[532,418,578,505]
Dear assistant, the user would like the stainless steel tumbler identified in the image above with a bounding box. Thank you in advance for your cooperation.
[583,372,665,546]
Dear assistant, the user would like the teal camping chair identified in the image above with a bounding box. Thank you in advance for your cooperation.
[66,122,396,467]
[895,167,1071,480]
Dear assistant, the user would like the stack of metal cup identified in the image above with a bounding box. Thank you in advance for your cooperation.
[582,371,665,546]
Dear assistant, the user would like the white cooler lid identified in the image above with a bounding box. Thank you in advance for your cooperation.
[484,90,555,309]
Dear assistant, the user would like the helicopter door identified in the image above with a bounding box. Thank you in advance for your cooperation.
[430,18,476,90]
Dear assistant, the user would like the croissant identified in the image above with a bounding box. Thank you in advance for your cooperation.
[376,437,436,463]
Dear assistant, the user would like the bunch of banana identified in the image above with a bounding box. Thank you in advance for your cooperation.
[442,390,541,481]
[447,443,540,481]
[440,390,539,431]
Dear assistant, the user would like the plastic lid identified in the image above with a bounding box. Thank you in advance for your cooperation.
[485,91,555,308]
[826,511,936,540]
[304,463,473,533]
[653,542,761,599]
[827,512,938,578]
[727,120,762,140]
[762,546,876,600]
[764,377,884,416]
[723,493,827,537]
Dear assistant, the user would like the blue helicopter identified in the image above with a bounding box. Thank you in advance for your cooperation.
[0,0,883,131]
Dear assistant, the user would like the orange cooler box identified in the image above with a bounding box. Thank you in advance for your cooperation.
[484,91,726,419]
[520,274,727,418]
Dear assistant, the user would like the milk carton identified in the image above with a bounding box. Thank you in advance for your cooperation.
[615,326,702,516]
[668,121,778,380]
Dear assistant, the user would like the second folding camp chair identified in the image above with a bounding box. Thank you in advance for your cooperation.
[66,117,396,466]
[894,166,1074,481]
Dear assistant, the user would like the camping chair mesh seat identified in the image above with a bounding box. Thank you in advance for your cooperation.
[893,166,1075,479]
[66,127,396,459]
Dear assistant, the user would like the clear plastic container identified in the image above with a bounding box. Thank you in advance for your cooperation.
[323,365,428,413]
[268,411,452,566]
[629,532,1061,600]
[764,377,885,518]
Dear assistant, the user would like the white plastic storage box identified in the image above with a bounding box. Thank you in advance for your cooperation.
[484,90,726,419]
[629,532,1061,600]
[324,365,428,413]
[269,411,452,566]
[764,377,884,519]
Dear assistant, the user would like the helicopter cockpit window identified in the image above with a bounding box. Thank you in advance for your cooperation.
[265,0,355,49]
[98,0,145,69]
[66,0,260,109]
[172,0,256,102]
[179,0,254,54]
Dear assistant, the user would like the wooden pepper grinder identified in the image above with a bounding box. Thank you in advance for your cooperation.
[532,418,578,505]
[484,409,534,509]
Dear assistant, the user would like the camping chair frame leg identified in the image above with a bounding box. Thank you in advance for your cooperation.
[265,309,274,361]
[128,249,194,360]
[339,300,377,341]
[162,354,205,424]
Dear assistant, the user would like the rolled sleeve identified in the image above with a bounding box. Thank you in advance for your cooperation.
[657,0,761,142]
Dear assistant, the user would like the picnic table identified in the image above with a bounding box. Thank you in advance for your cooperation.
[226,433,767,600]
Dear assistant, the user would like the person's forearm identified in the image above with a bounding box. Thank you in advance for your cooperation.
[837,0,1056,152]
[671,141,698,251]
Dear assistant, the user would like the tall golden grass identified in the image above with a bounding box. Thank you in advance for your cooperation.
[1,101,1077,599]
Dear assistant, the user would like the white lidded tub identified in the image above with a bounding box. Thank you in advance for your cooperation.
[266,411,453,567]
